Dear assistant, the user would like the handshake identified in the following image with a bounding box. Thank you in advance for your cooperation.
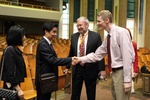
[71,57,83,66]
[64,57,84,74]
[65,56,107,81]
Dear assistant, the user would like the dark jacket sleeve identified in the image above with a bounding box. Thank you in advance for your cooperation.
[39,42,72,66]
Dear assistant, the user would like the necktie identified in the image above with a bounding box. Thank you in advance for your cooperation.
[50,43,55,52]
[107,34,111,68]
[79,34,85,57]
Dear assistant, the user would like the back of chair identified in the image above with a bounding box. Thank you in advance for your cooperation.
[21,78,34,91]
[0,81,4,88]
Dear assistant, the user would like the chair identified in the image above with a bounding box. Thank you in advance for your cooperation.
[0,81,4,88]
[104,55,110,75]
[0,51,3,61]
[23,43,34,55]
[140,55,148,65]
[32,43,37,56]
[146,54,150,61]
[28,58,36,79]
[28,58,36,89]
[21,78,37,100]
[138,56,145,74]
[23,55,32,78]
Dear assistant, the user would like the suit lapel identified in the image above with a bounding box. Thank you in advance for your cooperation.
[74,33,80,56]
[73,31,93,55]
[86,31,93,54]
[50,44,57,56]
[42,38,57,57]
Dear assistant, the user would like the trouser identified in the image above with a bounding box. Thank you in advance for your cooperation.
[71,67,97,100]
[36,86,52,100]
[111,68,131,100]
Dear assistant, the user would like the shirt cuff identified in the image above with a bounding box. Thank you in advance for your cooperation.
[124,82,131,88]
[79,56,87,63]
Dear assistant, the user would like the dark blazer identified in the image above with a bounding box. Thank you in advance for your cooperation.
[35,38,72,87]
[67,30,105,79]
[1,46,27,86]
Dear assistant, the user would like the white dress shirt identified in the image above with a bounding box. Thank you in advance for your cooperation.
[79,24,135,82]
[43,36,52,45]
[77,31,88,57]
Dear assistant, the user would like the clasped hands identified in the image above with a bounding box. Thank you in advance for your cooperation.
[70,57,107,81]
[71,57,82,65]
[64,57,82,74]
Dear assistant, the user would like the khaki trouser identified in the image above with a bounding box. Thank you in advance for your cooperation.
[111,69,131,100]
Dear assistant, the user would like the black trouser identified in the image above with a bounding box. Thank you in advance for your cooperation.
[71,66,97,100]
[36,85,52,100]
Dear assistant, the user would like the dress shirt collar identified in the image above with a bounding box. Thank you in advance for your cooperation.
[108,24,116,36]
[43,36,52,45]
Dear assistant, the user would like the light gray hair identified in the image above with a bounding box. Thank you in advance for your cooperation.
[77,16,89,24]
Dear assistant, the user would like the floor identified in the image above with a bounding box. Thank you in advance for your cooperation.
[51,75,150,100]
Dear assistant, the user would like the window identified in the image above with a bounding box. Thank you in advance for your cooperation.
[126,19,134,38]
[62,3,69,39]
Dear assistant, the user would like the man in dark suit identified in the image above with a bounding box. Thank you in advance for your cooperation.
[35,22,73,100]
[65,17,106,100]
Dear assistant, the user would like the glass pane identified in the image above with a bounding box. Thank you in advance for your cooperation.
[62,19,69,24]
[126,19,134,38]
[73,23,78,33]
[62,3,69,39]
[126,19,134,28]
[89,22,94,31]
[62,30,69,36]
[62,25,69,30]
[63,14,69,18]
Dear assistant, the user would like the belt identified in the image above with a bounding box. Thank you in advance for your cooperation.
[112,67,123,72]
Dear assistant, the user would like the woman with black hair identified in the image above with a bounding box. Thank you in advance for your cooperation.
[0,25,27,100]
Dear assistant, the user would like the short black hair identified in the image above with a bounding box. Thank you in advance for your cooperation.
[6,25,25,46]
[42,22,58,35]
